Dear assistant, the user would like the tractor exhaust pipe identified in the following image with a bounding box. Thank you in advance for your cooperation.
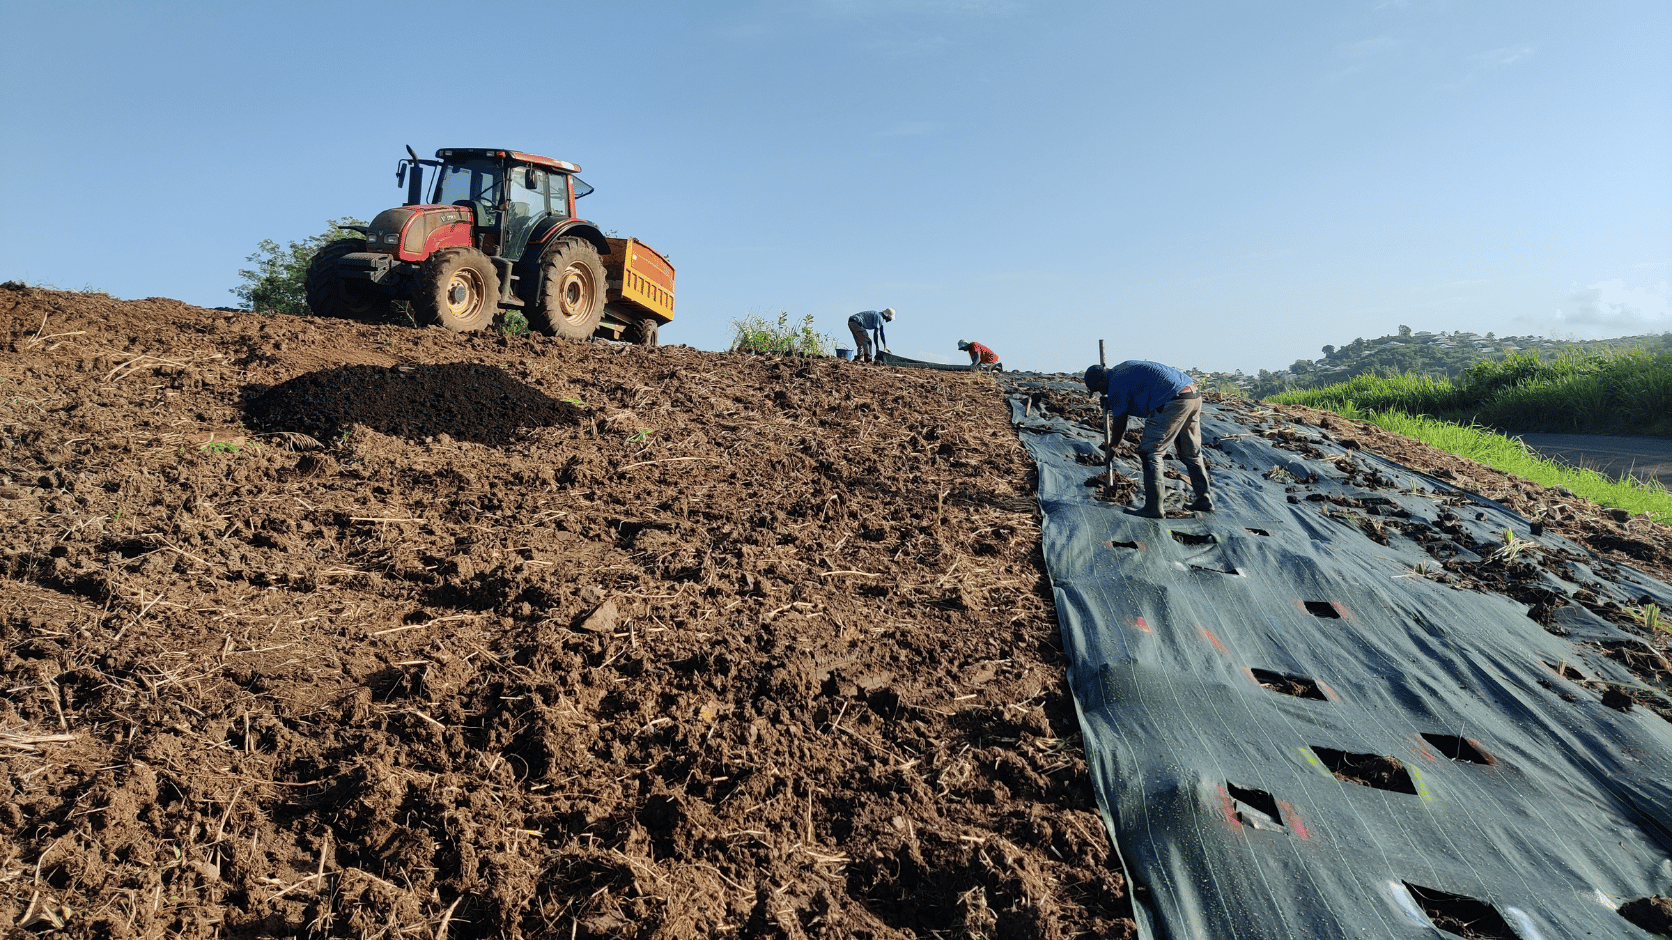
[403,145,424,206]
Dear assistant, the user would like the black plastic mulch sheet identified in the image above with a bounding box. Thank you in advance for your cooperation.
[874,351,978,372]
[1000,373,1672,940]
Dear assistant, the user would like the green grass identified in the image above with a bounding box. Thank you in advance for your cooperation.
[1317,403,1672,525]
[1269,347,1672,523]
[1275,348,1672,437]
[500,309,530,337]
[1273,372,1470,417]
[729,310,834,357]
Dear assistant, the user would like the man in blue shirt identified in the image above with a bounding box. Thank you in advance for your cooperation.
[1084,360,1212,517]
[847,308,894,363]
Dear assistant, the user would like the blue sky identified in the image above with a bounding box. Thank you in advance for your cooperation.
[2,0,1668,373]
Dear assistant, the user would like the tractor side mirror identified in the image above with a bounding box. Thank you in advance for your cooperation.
[396,163,407,187]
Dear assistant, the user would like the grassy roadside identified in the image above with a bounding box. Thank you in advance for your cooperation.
[1273,348,1672,437]
[1295,401,1672,525]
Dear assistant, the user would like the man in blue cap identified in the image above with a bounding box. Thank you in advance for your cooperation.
[1084,360,1212,517]
[847,308,894,363]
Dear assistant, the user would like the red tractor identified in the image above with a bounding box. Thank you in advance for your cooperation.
[305,147,674,344]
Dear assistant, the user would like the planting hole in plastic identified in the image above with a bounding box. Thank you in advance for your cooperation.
[1311,746,1417,794]
[1547,661,1586,681]
[1619,896,1672,937]
[1170,531,1215,546]
[1226,782,1284,831]
[1402,882,1518,939]
[1303,601,1341,619]
[1105,540,1143,550]
[1420,733,1495,765]
[1244,527,1272,536]
[1189,563,1242,576]
[1251,668,1327,700]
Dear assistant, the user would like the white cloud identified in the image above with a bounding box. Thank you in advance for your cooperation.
[1339,36,1400,59]
[1515,278,1672,336]
[1325,36,1401,81]
[1468,43,1536,69]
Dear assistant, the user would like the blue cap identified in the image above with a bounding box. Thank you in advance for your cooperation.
[1084,363,1106,393]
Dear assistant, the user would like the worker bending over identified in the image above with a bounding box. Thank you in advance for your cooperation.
[957,340,1002,372]
[847,308,894,363]
[1084,360,1212,518]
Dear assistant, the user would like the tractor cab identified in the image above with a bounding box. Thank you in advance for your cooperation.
[397,148,591,264]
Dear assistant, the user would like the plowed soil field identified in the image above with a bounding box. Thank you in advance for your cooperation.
[3,284,1670,939]
[0,286,1123,939]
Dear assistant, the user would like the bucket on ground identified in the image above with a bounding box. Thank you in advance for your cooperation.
[836,348,852,360]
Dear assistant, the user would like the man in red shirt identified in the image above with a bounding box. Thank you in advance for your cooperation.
[956,339,1002,372]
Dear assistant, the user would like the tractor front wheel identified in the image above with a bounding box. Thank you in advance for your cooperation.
[305,238,393,322]
[531,237,605,340]
[417,248,500,332]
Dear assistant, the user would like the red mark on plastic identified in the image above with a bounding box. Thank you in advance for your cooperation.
[1215,785,1238,825]
[1413,736,1438,761]
[1279,801,1310,840]
[1134,617,1151,633]
[1199,627,1227,654]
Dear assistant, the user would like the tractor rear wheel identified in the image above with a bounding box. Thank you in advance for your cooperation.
[305,238,393,322]
[634,316,659,347]
[417,248,500,332]
[531,237,605,340]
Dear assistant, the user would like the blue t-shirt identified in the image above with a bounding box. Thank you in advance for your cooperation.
[1101,360,1194,418]
[850,310,888,331]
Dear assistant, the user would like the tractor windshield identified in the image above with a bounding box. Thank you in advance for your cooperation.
[432,158,503,222]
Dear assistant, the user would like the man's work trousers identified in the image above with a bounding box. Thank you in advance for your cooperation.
[847,319,874,363]
[1136,394,1210,514]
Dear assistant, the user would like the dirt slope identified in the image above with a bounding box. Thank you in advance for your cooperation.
[3,284,1670,939]
[0,286,1126,939]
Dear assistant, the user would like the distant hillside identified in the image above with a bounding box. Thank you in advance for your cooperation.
[1189,327,1672,400]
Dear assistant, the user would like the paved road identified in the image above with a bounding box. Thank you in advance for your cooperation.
[1518,433,1672,490]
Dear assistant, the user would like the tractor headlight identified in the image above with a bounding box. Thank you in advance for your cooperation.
[384,233,399,245]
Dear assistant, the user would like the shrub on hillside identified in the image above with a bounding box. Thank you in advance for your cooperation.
[729,311,833,357]
[232,218,366,315]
